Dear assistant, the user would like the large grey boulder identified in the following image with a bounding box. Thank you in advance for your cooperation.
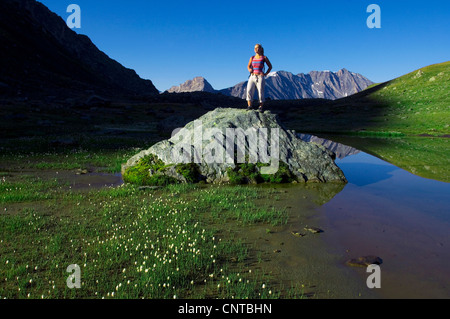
[122,108,347,184]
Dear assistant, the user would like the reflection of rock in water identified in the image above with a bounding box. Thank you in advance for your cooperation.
[297,134,360,159]
[304,183,346,205]
[272,182,345,206]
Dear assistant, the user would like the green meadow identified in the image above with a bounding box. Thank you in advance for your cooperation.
[0,159,293,299]
[361,61,449,136]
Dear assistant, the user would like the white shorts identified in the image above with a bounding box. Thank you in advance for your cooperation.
[246,74,266,103]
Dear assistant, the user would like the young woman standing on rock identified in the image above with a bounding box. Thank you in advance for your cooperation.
[247,44,272,112]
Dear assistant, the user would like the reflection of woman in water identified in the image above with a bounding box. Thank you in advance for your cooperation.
[247,44,272,112]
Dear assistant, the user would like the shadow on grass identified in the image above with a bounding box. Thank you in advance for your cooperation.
[268,81,393,136]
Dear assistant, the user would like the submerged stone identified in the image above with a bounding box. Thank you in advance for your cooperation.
[346,256,383,267]
[304,226,324,234]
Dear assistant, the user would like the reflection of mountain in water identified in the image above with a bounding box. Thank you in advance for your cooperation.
[337,161,399,187]
[297,134,360,159]
[297,134,399,186]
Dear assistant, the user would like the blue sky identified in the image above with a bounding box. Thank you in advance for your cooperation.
[38,0,449,92]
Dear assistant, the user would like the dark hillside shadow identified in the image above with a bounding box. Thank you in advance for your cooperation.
[268,81,392,135]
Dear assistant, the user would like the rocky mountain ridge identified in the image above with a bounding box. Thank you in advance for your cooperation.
[168,77,216,94]
[168,69,374,100]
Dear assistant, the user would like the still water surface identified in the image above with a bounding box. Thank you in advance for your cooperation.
[323,149,450,298]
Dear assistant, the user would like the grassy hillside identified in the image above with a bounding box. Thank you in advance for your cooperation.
[361,61,449,136]
[276,61,450,137]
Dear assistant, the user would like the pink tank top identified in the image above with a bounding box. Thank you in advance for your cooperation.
[252,56,265,75]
